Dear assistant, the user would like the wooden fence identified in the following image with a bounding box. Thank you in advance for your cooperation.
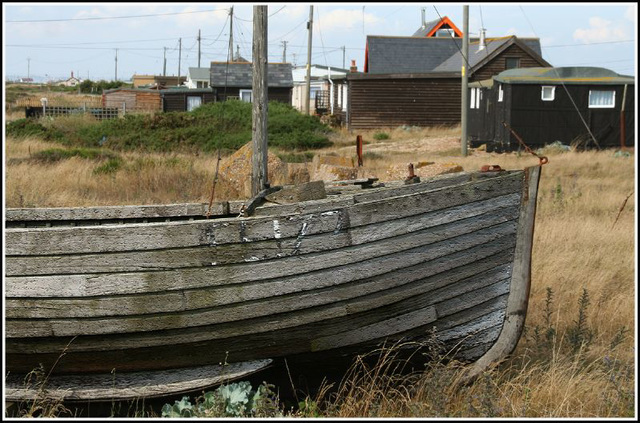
[24,104,158,120]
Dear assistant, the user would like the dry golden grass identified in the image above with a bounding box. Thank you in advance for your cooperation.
[3,128,636,418]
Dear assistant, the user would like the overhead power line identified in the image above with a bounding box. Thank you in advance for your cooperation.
[6,8,228,23]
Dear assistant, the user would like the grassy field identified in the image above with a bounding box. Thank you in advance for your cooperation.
[3,115,636,418]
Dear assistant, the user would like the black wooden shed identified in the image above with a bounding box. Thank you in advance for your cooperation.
[468,67,635,152]
[160,88,217,112]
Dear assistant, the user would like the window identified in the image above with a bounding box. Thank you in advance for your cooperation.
[239,89,252,103]
[470,88,482,109]
[505,57,520,70]
[197,81,209,89]
[498,84,504,102]
[541,86,555,101]
[186,96,202,111]
[588,90,615,108]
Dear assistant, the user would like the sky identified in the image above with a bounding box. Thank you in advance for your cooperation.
[3,2,637,82]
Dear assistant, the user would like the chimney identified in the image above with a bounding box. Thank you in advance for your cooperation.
[478,28,486,51]
[421,7,426,28]
[350,60,357,73]
[71,71,74,78]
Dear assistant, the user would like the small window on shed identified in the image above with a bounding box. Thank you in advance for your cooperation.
[588,90,615,108]
[186,96,202,111]
[239,89,252,103]
[470,88,482,109]
[541,86,555,101]
[505,57,520,70]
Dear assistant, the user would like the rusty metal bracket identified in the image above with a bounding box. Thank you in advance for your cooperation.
[501,121,549,166]
[480,165,504,172]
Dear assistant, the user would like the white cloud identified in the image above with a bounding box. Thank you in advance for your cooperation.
[573,16,630,43]
[624,5,637,23]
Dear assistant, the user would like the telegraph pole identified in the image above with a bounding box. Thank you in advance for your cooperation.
[114,49,118,81]
[461,5,469,157]
[178,38,182,81]
[252,5,268,196]
[163,47,167,76]
[305,5,313,114]
[197,29,202,68]
[27,57,31,79]
[281,40,288,63]
[228,6,234,62]
[341,46,346,69]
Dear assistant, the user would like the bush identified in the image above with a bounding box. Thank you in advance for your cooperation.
[373,132,390,140]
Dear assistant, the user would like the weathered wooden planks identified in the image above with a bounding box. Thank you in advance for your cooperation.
[4,359,273,402]
[5,193,521,278]
[4,167,539,380]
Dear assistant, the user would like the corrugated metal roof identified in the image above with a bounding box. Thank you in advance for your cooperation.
[494,67,635,85]
[210,62,293,88]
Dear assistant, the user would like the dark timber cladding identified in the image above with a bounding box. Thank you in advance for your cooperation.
[347,72,461,130]
[161,89,216,112]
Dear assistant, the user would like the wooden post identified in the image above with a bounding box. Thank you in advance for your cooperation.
[356,135,363,166]
[620,84,628,150]
[251,5,269,197]
[305,5,314,115]
[461,5,469,157]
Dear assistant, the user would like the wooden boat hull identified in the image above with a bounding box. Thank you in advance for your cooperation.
[5,167,541,388]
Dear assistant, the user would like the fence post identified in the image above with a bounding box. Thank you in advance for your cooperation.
[356,135,363,167]
[122,102,126,117]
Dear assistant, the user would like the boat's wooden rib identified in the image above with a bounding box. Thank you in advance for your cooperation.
[4,359,273,402]
[4,166,542,397]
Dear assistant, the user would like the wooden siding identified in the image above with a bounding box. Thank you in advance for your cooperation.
[471,44,547,82]
[215,87,292,103]
[163,92,216,112]
[103,90,162,110]
[348,77,461,130]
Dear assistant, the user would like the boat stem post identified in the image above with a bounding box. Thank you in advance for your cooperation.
[252,5,269,197]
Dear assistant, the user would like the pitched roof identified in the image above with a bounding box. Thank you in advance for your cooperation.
[412,16,463,37]
[365,36,462,74]
[210,62,293,88]
[493,67,635,85]
[188,67,210,81]
[433,36,548,72]
[364,35,548,75]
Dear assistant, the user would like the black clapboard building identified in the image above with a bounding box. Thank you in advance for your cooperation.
[346,33,550,130]
[209,62,293,103]
[468,67,635,152]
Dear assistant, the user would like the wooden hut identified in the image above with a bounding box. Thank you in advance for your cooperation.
[468,67,635,152]
[102,88,162,112]
[160,88,217,112]
[347,35,550,130]
[209,62,293,103]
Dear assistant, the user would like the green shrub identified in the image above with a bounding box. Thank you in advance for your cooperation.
[373,132,390,140]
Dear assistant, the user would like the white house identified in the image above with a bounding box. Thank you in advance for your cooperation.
[185,67,210,89]
[291,65,350,116]
[58,71,81,87]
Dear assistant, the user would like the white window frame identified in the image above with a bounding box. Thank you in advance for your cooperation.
[498,84,504,102]
[470,88,482,109]
[588,90,615,108]
[239,89,252,103]
[186,96,202,111]
[541,86,555,101]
